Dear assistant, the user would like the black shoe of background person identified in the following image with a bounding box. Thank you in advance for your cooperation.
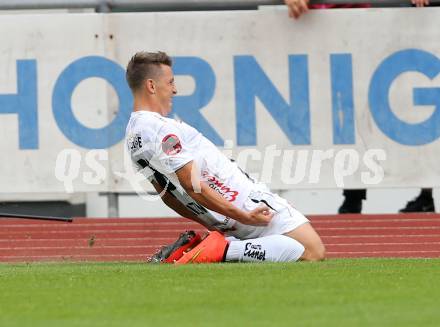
[338,198,362,214]
[399,195,435,213]
[338,189,366,214]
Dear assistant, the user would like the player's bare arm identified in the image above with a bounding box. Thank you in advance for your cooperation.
[151,180,213,229]
[175,161,274,226]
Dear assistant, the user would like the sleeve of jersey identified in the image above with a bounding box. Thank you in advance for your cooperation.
[145,123,193,174]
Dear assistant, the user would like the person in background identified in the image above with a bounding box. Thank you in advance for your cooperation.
[399,189,435,213]
[284,0,434,214]
[284,0,429,19]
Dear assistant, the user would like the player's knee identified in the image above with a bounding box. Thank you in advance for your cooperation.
[314,243,326,261]
[302,243,326,261]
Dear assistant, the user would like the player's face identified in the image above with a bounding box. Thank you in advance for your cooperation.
[155,64,177,116]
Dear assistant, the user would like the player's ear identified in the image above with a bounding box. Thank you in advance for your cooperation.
[145,78,156,94]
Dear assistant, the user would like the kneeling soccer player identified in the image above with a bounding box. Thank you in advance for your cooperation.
[125,51,325,264]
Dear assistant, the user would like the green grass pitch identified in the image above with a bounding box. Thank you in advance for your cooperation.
[1,259,439,327]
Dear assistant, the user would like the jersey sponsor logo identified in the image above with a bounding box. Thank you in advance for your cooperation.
[202,172,239,202]
[161,134,182,155]
[127,133,143,151]
[244,242,266,261]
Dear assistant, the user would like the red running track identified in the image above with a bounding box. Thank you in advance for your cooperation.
[1,213,440,262]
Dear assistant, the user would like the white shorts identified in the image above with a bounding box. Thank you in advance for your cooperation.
[226,185,309,240]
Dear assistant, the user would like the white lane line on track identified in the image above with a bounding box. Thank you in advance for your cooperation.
[326,250,440,254]
[322,234,440,238]
[2,235,440,242]
[3,242,440,251]
[1,219,439,228]
[2,226,440,236]
[0,245,159,250]
[0,254,146,259]
[0,237,174,242]
[0,223,201,228]
[325,242,440,246]
[3,252,440,260]
[312,219,440,223]
[0,229,203,234]
[315,226,440,230]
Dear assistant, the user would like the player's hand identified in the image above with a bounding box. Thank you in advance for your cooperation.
[285,0,309,19]
[244,205,274,226]
[412,0,429,7]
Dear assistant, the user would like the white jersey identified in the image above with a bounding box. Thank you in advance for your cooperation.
[125,110,255,231]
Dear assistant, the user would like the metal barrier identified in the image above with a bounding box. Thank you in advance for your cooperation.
[0,0,438,12]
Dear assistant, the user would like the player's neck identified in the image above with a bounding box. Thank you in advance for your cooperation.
[133,97,164,116]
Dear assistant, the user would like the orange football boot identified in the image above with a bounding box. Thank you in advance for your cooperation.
[175,231,229,264]
[147,231,202,263]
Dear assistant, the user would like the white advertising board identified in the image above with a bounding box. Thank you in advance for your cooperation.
[0,8,439,193]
